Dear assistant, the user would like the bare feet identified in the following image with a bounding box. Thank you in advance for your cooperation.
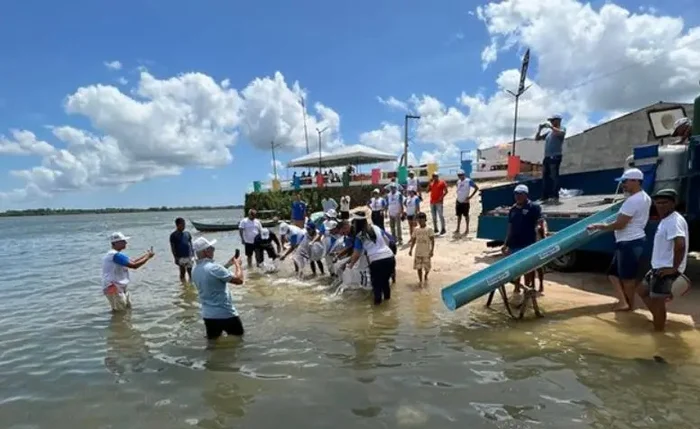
[612,301,631,312]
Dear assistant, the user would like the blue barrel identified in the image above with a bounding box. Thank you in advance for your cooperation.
[460,160,473,176]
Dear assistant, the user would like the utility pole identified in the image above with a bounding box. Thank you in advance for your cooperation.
[270,140,282,180]
[300,96,310,155]
[507,48,531,156]
[404,114,421,168]
[316,126,329,173]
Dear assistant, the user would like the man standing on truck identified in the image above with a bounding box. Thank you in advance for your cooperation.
[535,114,567,205]
[637,189,689,332]
[587,168,651,312]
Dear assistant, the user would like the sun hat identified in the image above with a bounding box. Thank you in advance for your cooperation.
[193,236,217,253]
[109,232,130,243]
[616,168,643,182]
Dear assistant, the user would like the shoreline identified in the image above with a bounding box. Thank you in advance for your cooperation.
[0,205,244,218]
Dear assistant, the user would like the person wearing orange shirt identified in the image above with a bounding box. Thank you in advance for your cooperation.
[427,172,448,235]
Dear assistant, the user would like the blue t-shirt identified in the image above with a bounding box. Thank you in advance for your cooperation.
[170,230,193,258]
[291,201,307,221]
[289,231,306,247]
[544,128,566,157]
[343,236,354,249]
[192,259,238,319]
[507,201,542,249]
[113,252,130,266]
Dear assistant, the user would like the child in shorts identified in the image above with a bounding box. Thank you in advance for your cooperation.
[408,212,435,286]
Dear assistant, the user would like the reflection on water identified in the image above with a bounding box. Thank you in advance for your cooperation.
[1,210,700,428]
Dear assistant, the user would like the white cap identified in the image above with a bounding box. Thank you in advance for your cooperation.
[548,114,562,120]
[373,188,380,193]
[109,232,130,243]
[673,117,691,134]
[192,236,217,253]
[279,222,290,235]
[617,168,644,182]
[514,184,529,194]
[260,228,270,240]
[325,209,337,219]
[457,169,465,175]
[324,220,338,231]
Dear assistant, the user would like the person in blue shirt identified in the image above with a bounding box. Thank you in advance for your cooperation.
[291,193,308,228]
[502,184,546,296]
[535,114,567,204]
[170,217,194,283]
[191,237,245,341]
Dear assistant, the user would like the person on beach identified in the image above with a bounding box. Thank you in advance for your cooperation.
[239,209,263,268]
[672,117,692,145]
[637,189,690,331]
[406,170,420,197]
[587,168,651,311]
[102,232,155,312]
[169,217,194,283]
[368,188,387,231]
[339,195,351,220]
[535,114,567,205]
[404,188,421,237]
[291,193,308,229]
[322,197,338,213]
[191,237,245,340]
[408,212,435,286]
[455,169,479,236]
[501,185,544,300]
[428,172,448,235]
[347,211,396,305]
[387,184,405,245]
[253,228,281,268]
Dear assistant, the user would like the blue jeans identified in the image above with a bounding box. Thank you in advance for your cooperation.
[542,155,562,200]
[609,238,645,280]
[430,203,445,232]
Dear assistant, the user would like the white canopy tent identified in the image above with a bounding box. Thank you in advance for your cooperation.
[286,144,397,169]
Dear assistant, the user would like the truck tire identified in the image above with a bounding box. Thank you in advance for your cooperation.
[548,251,578,272]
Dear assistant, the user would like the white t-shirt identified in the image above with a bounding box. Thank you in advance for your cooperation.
[102,250,129,290]
[406,178,418,192]
[387,192,404,216]
[404,195,420,216]
[369,197,386,211]
[340,196,351,212]
[456,178,474,203]
[238,218,262,244]
[614,191,651,242]
[322,198,338,212]
[651,211,689,272]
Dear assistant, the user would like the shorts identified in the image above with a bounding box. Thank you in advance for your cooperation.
[255,245,277,264]
[339,211,350,220]
[456,201,470,217]
[177,257,194,268]
[406,214,416,222]
[414,256,431,271]
[203,316,244,339]
[641,269,689,299]
[244,243,256,257]
[104,284,132,312]
[608,238,645,280]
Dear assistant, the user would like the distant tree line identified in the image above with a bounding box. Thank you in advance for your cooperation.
[0,205,244,217]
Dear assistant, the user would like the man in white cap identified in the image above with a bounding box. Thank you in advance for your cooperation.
[535,114,567,204]
[455,169,479,236]
[672,117,692,145]
[191,237,245,340]
[102,232,155,312]
[588,168,651,311]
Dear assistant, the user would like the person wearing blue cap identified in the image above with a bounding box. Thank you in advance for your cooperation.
[535,114,567,204]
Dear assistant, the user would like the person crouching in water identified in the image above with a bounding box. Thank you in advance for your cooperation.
[102,232,155,312]
[280,221,324,276]
[637,189,690,331]
[254,228,281,267]
[408,212,435,286]
[191,237,245,341]
[347,211,396,305]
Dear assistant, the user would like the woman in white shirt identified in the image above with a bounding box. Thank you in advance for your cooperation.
[347,212,395,305]
[339,195,351,220]
[367,189,387,231]
[404,189,421,237]
[588,168,651,311]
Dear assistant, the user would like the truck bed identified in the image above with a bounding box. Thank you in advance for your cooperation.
[484,194,624,218]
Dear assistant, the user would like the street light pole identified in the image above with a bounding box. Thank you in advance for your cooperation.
[270,140,279,180]
[316,126,329,173]
[300,96,310,155]
[404,114,420,168]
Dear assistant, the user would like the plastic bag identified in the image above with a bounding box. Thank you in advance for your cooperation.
[559,188,583,199]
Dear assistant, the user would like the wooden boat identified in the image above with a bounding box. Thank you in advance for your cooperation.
[190,219,280,233]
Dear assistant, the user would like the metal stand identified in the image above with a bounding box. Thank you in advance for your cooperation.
[485,284,543,319]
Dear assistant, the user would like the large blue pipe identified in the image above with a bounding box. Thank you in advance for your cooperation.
[441,201,623,311]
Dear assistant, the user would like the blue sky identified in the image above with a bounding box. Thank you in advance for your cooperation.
[0,0,698,210]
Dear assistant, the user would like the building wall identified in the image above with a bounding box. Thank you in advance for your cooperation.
[562,103,694,174]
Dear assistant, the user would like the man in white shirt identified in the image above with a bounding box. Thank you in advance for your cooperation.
[386,184,405,245]
[454,169,479,236]
[238,209,263,268]
[638,189,689,331]
[588,168,651,311]
[102,232,155,312]
[321,197,338,213]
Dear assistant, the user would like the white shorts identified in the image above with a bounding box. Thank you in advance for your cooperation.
[104,284,132,312]
[177,257,194,268]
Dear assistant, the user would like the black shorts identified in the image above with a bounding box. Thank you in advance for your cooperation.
[339,210,350,220]
[456,201,470,217]
[406,214,415,222]
[642,269,681,299]
[204,316,244,339]
[244,243,255,257]
[255,245,277,264]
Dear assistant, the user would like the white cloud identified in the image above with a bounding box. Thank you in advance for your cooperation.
[104,60,122,71]
[117,77,128,86]
[377,96,409,112]
[0,130,55,156]
[268,159,285,180]
[359,122,403,153]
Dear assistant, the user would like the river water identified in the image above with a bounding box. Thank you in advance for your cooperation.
[1,209,700,429]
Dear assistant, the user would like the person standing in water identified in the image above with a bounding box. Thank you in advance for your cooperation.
[239,209,263,268]
[102,232,155,312]
[170,217,194,283]
[408,212,434,286]
[191,237,245,340]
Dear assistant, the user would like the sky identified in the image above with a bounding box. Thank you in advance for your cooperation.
[0,0,699,210]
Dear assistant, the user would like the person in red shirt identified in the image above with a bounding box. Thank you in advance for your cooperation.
[427,172,448,235]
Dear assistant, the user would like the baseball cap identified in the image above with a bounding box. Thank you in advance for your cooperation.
[652,188,678,201]
[616,168,644,182]
[372,188,380,193]
[192,236,217,253]
[514,184,529,194]
[548,114,562,120]
[109,232,130,243]
[279,222,290,235]
[260,228,270,240]
[672,117,691,136]
[325,209,337,219]
[457,169,465,175]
